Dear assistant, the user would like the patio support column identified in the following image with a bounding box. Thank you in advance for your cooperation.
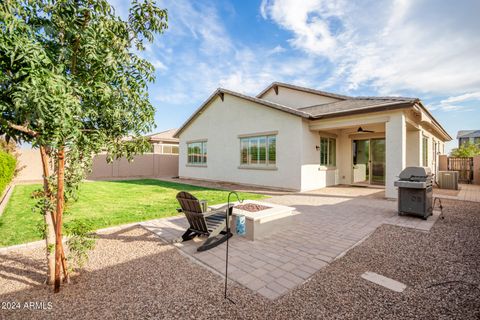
[385,112,406,198]
[406,129,422,167]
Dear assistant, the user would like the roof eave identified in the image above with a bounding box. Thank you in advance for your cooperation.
[310,101,415,120]
[416,101,453,141]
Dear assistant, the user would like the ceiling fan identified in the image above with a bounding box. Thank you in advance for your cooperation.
[356,127,374,133]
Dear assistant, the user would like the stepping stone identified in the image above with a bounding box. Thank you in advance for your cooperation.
[361,271,407,292]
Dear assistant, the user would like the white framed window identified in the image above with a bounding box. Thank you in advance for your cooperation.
[187,141,207,165]
[240,135,276,166]
[320,137,336,167]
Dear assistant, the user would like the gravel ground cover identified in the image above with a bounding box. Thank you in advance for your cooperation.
[0,199,479,319]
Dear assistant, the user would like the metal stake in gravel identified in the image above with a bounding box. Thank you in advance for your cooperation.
[225,191,243,304]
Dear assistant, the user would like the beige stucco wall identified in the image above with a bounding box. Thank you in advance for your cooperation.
[406,130,422,167]
[178,94,303,190]
[261,86,341,109]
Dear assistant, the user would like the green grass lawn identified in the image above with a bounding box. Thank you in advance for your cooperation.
[0,179,266,247]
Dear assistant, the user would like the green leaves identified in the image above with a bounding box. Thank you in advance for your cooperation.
[451,141,480,157]
[1,0,168,171]
[1,2,168,273]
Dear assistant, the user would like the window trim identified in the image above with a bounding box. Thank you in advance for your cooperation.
[320,136,336,167]
[187,140,207,166]
[239,134,277,168]
[422,135,429,166]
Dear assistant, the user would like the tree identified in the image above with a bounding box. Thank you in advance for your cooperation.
[451,141,480,157]
[0,0,167,292]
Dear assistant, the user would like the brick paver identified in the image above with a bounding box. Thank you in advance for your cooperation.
[142,186,441,300]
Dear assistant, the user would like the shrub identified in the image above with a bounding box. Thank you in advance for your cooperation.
[0,150,16,196]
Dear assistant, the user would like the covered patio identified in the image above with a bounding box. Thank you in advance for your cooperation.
[307,109,434,198]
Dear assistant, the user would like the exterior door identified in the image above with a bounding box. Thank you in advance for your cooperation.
[352,140,370,183]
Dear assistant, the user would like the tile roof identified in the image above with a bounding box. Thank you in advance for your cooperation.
[147,128,179,142]
[299,97,418,118]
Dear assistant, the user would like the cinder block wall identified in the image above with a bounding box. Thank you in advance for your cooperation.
[87,154,179,179]
[15,149,179,182]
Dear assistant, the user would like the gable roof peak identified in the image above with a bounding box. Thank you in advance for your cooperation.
[257,81,351,100]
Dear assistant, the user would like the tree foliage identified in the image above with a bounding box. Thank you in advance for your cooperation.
[0,149,16,195]
[451,141,480,157]
[0,0,168,290]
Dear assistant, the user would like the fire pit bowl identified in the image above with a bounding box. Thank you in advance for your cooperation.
[209,200,296,241]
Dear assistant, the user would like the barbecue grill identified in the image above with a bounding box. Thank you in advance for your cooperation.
[394,167,433,219]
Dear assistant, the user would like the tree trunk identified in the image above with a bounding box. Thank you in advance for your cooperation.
[40,146,70,286]
[54,147,65,293]
[39,147,56,285]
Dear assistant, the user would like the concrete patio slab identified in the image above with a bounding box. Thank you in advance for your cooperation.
[142,187,441,300]
[361,271,407,292]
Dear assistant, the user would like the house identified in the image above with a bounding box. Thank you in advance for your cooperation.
[457,130,480,147]
[146,128,179,154]
[174,82,451,198]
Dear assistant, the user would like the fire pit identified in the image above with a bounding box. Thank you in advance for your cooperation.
[210,200,296,241]
[234,203,271,212]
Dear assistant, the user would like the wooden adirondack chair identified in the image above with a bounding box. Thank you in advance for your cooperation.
[175,191,232,252]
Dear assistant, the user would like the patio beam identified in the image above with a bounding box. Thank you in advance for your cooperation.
[309,115,390,131]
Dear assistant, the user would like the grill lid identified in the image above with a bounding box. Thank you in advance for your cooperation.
[398,166,432,181]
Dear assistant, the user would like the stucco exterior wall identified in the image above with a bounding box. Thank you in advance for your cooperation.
[178,94,303,190]
[406,130,422,167]
[261,86,341,109]
[300,120,338,191]
[420,125,445,176]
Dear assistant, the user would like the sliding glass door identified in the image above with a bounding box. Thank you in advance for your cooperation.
[352,138,385,185]
[370,139,385,185]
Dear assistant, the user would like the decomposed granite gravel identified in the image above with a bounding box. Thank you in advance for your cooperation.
[0,199,479,319]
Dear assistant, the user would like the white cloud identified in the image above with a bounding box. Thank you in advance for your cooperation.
[260,0,480,96]
[151,59,168,71]
[261,0,345,57]
[429,91,480,112]
[440,92,480,105]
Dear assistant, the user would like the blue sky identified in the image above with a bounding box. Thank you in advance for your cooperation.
[111,0,480,152]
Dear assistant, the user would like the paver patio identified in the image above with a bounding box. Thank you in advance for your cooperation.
[142,186,441,299]
[435,183,480,202]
